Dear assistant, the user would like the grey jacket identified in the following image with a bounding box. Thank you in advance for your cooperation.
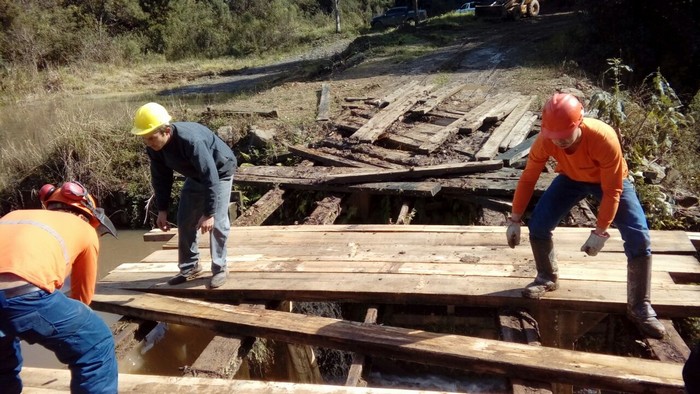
[147,122,237,215]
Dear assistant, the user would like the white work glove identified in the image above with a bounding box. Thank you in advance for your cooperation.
[506,219,521,248]
[581,230,609,256]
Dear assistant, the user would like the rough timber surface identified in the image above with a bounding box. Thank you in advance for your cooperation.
[90,288,685,393]
[101,225,699,318]
[21,366,459,393]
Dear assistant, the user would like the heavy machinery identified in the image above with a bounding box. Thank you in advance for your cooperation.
[474,0,540,19]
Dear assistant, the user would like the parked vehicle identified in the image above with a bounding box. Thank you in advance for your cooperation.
[474,0,540,19]
[370,6,428,29]
[455,2,476,15]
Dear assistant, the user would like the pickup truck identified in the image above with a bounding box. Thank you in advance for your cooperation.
[370,6,428,29]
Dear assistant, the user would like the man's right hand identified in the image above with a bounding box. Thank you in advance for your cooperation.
[506,220,521,248]
[156,211,170,232]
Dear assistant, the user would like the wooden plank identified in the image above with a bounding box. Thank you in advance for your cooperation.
[316,83,331,121]
[160,223,696,255]
[234,172,442,197]
[232,187,286,227]
[143,228,178,242]
[21,366,454,393]
[320,161,503,184]
[350,83,432,142]
[89,288,685,393]
[501,112,538,150]
[475,95,535,160]
[314,146,406,169]
[118,258,683,286]
[494,133,538,167]
[100,270,700,317]
[411,83,467,115]
[288,145,382,168]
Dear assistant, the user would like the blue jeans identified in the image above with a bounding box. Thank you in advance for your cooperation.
[0,289,117,394]
[528,175,651,260]
[177,176,233,272]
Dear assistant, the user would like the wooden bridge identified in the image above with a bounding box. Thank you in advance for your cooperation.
[21,83,700,392]
[25,225,698,393]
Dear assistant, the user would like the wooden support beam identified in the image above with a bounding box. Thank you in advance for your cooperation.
[288,145,382,168]
[498,309,553,394]
[304,195,344,225]
[112,318,158,362]
[319,161,503,185]
[411,83,467,115]
[90,288,685,393]
[232,187,285,227]
[345,307,378,387]
[278,301,324,384]
[645,319,692,363]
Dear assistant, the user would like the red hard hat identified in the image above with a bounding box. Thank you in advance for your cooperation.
[39,181,117,237]
[540,93,584,139]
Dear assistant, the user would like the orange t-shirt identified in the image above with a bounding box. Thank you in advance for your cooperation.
[0,209,100,304]
[512,118,628,230]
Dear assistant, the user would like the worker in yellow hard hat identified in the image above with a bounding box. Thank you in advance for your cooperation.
[507,93,665,339]
[131,102,237,288]
[0,181,118,393]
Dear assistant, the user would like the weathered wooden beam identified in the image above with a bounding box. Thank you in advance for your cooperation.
[304,195,344,225]
[500,111,538,150]
[411,83,467,115]
[645,319,691,363]
[345,307,378,387]
[288,145,382,168]
[232,187,286,227]
[319,161,502,185]
[90,288,685,393]
[494,133,538,167]
[476,95,535,160]
[351,83,433,143]
[498,309,553,394]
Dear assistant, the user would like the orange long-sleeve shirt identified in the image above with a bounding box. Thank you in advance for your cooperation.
[512,117,628,231]
[0,209,100,304]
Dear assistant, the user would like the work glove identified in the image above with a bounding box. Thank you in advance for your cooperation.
[506,219,521,248]
[581,230,609,256]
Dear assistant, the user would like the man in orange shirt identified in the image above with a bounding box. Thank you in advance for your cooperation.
[0,181,118,393]
[506,93,665,339]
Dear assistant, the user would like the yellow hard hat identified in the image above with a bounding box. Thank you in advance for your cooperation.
[131,102,172,136]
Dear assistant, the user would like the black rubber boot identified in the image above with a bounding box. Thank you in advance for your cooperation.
[522,237,559,299]
[627,255,666,339]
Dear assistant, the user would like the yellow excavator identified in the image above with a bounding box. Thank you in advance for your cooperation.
[474,0,541,19]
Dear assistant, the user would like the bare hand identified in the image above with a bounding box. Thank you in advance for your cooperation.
[156,211,170,232]
[197,215,214,234]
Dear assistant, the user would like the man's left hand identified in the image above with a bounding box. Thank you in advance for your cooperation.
[581,230,609,256]
[197,215,214,234]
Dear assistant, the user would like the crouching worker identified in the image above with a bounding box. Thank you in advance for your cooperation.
[0,181,118,393]
[130,102,237,289]
[506,93,665,339]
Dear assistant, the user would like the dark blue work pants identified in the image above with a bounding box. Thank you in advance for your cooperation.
[0,289,117,393]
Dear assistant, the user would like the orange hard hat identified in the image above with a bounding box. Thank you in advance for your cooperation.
[540,93,584,139]
[39,181,117,237]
